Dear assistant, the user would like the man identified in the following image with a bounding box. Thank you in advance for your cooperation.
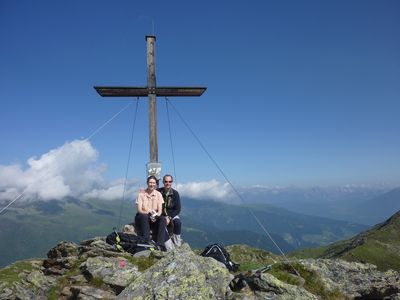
[157,174,182,246]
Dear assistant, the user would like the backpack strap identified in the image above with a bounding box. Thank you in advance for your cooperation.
[114,230,125,252]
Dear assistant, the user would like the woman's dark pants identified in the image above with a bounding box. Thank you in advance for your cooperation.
[135,213,168,245]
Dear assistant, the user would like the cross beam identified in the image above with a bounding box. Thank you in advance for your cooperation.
[94,35,206,179]
[94,86,206,97]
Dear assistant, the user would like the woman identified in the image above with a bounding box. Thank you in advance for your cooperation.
[135,175,168,248]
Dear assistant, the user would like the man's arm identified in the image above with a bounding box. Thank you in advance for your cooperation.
[169,189,181,218]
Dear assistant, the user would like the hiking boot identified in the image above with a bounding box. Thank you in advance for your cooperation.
[164,238,175,252]
[172,234,182,247]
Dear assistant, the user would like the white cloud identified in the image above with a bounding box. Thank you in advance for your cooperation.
[176,180,234,201]
[82,178,138,201]
[0,140,127,202]
[0,140,236,205]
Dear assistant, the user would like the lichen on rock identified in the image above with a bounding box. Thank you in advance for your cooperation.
[2,237,400,300]
[301,258,400,299]
[118,243,233,300]
[80,256,140,289]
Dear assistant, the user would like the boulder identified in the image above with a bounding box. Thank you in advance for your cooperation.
[117,243,233,300]
[80,256,140,291]
[47,241,79,259]
[79,237,126,259]
[229,272,317,300]
[0,260,54,300]
[13,283,48,300]
[301,258,400,299]
[62,285,117,300]
[43,241,80,275]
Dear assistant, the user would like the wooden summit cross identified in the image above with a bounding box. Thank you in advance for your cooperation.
[94,35,206,179]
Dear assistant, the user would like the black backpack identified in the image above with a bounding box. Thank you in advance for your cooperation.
[106,231,156,254]
[200,244,239,272]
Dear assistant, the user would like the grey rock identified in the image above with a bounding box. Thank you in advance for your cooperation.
[0,260,55,300]
[133,250,151,257]
[13,283,47,300]
[43,256,79,275]
[68,285,117,300]
[80,256,140,289]
[69,274,87,284]
[118,243,233,300]
[80,237,114,250]
[47,241,79,259]
[229,273,317,300]
[301,258,400,299]
[0,287,14,300]
[43,241,81,276]
[61,285,74,298]
[258,273,317,300]
[79,237,125,259]
[26,270,56,289]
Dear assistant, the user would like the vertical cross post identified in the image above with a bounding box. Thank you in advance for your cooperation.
[146,36,158,163]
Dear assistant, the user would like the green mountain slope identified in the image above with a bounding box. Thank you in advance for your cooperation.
[0,198,133,268]
[0,197,366,268]
[291,210,400,271]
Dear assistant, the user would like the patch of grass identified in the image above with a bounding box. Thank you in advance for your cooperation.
[288,212,400,273]
[288,246,328,259]
[0,199,133,268]
[46,275,71,300]
[269,262,348,300]
[238,262,266,272]
[227,244,277,266]
[124,254,159,272]
[343,241,400,271]
[269,263,304,286]
[47,288,59,300]
[90,276,104,288]
[0,261,35,287]
[225,244,278,274]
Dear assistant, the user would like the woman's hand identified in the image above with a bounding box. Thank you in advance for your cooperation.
[149,210,157,222]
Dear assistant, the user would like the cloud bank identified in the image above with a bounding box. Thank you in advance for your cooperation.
[0,140,135,202]
[0,140,233,204]
[177,180,234,201]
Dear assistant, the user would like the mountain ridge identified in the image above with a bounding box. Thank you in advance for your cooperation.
[240,186,400,225]
[291,209,400,271]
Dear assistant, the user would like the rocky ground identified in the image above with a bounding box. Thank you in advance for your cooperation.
[0,237,399,299]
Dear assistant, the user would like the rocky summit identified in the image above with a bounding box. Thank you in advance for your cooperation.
[1,238,400,300]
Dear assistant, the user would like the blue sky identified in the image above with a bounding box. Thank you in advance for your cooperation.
[1,0,399,196]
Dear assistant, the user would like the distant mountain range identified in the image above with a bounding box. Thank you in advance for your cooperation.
[181,198,365,251]
[0,196,366,267]
[241,186,400,225]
